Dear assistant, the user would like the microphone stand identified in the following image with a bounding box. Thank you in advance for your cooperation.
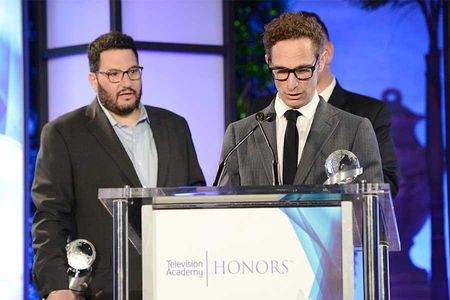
[213,124,259,186]
[256,118,280,185]
[213,112,278,186]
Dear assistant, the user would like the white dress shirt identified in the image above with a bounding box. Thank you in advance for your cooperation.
[98,99,158,188]
[274,92,320,183]
[318,76,336,102]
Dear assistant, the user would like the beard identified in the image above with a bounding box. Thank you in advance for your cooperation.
[97,82,142,116]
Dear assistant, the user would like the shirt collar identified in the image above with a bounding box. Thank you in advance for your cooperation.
[97,97,148,127]
[274,91,320,121]
[318,76,336,102]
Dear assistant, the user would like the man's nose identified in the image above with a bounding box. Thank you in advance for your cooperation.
[120,72,133,86]
[286,72,299,89]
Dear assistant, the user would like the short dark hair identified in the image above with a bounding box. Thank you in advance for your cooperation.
[87,32,138,72]
[263,12,327,58]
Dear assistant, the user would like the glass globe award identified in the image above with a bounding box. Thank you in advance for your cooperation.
[66,239,96,293]
[324,150,363,184]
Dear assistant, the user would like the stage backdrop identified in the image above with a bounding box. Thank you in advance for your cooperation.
[0,0,24,299]
[22,1,449,299]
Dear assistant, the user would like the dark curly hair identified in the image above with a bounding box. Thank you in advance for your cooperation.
[88,32,138,72]
[299,11,329,41]
[263,12,326,58]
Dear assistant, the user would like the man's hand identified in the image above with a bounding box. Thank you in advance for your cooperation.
[47,290,85,300]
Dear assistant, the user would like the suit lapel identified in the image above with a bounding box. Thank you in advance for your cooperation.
[328,81,347,109]
[294,99,339,184]
[146,107,170,186]
[86,100,142,187]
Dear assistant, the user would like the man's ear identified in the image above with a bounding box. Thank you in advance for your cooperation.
[265,54,270,65]
[324,41,334,65]
[88,72,98,93]
[318,50,327,72]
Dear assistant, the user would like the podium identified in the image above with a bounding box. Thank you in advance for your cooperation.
[98,183,400,300]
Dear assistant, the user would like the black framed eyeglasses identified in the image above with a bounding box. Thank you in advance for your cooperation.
[97,66,144,83]
[268,55,319,81]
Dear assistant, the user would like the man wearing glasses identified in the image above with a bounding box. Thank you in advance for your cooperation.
[247,11,398,197]
[31,32,205,300]
[219,12,383,186]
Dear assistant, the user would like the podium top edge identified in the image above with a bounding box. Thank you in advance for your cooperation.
[98,183,390,200]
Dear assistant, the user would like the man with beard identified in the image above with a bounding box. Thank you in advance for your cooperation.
[31,32,205,300]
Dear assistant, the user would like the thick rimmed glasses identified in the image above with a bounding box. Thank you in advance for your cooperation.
[268,55,318,81]
[97,66,143,83]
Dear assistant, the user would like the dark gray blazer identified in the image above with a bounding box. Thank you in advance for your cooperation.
[220,98,383,185]
[31,100,205,299]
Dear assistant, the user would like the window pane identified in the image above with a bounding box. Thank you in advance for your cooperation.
[47,0,110,48]
[122,0,223,45]
[48,55,94,120]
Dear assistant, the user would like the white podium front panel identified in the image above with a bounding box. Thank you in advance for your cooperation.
[142,200,353,300]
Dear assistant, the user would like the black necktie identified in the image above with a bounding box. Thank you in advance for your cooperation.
[283,109,301,185]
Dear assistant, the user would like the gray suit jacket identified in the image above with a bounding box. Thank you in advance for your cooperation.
[220,98,383,185]
[246,81,398,196]
[32,100,205,299]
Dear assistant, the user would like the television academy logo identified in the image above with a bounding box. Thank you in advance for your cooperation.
[164,251,294,286]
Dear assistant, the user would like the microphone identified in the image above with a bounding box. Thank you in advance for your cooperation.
[255,112,279,185]
[213,112,275,186]
[255,112,275,122]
